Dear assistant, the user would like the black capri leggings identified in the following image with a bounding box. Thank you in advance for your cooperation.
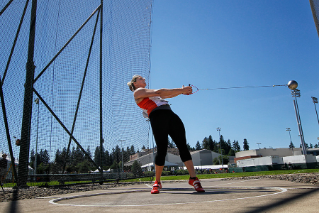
[149,109,192,166]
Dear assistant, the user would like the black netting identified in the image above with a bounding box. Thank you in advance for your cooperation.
[0,0,153,184]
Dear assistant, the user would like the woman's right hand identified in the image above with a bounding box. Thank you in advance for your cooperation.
[182,85,193,95]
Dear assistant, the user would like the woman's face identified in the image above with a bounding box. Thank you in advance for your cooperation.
[133,76,146,88]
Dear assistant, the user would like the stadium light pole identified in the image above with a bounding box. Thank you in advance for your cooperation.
[288,80,307,155]
[118,140,125,172]
[216,127,223,168]
[311,97,319,127]
[257,143,261,149]
[286,128,292,147]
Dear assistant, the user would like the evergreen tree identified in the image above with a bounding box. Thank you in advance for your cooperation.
[289,141,295,149]
[208,135,214,151]
[30,149,35,169]
[74,146,84,163]
[131,160,143,177]
[85,146,92,159]
[228,148,235,156]
[219,135,225,151]
[213,155,229,165]
[300,143,309,149]
[105,150,111,167]
[243,139,249,151]
[94,146,101,166]
[195,141,201,150]
[202,137,209,149]
[233,140,240,152]
[130,145,136,155]
[186,143,192,151]
[224,139,232,155]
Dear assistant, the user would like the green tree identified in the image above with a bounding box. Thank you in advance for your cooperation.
[130,145,136,155]
[131,160,143,177]
[40,149,50,164]
[85,146,92,159]
[105,150,111,167]
[52,149,64,173]
[228,149,235,156]
[232,140,240,152]
[110,160,118,170]
[224,139,232,155]
[219,135,225,153]
[187,143,192,150]
[243,139,249,151]
[202,137,209,150]
[29,149,35,169]
[37,162,50,174]
[289,141,295,149]
[195,141,201,150]
[213,155,229,165]
[208,135,214,151]
[77,160,91,173]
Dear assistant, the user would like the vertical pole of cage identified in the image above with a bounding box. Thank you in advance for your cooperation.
[0,76,18,183]
[99,0,104,181]
[18,0,38,187]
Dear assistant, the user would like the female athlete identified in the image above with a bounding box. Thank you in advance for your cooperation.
[128,75,205,194]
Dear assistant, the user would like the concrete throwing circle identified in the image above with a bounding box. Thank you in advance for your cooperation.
[49,185,287,207]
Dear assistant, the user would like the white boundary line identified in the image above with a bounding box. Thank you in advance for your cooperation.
[48,179,290,207]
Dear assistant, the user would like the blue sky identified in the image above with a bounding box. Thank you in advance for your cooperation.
[149,0,319,150]
[1,0,319,160]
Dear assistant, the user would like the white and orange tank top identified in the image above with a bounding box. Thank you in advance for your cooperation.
[137,96,169,117]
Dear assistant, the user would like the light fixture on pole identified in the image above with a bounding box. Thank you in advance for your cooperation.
[288,80,307,155]
[286,128,293,147]
[34,98,39,177]
[257,143,261,149]
[216,127,223,168]
[311,96,319,127]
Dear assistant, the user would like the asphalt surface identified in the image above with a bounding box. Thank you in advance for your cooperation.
[0,178,319,213]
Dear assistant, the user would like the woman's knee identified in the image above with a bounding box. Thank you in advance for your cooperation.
[155,153,166,166]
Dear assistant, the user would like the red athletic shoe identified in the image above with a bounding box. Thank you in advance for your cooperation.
[151,181,162,194]
[188,177,205,192]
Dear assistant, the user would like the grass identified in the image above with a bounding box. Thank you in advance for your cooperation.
[2,169,318,187]
[120,168,319,182]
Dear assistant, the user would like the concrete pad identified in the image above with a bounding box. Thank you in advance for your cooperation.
[0,178,319,213]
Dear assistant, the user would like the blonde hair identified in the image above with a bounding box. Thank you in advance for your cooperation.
[127,75,141,91]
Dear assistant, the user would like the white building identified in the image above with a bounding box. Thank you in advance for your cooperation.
[125,149,224,171]
[234,148,319,171]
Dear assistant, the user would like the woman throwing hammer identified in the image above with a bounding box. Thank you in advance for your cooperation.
[128,75,205,194]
